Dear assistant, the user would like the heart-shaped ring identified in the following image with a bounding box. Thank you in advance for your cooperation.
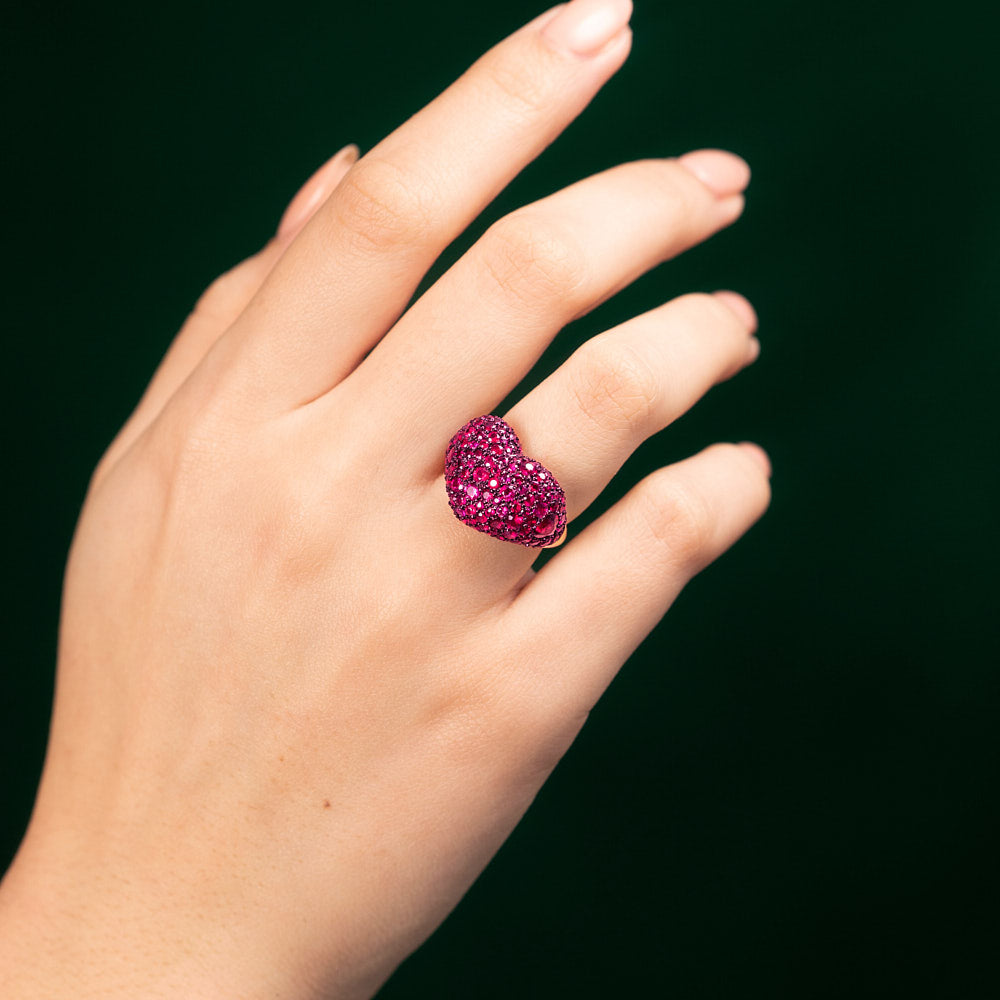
[444,415,567,548]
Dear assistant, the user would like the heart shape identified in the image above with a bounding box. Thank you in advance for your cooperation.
[444,414,567,548]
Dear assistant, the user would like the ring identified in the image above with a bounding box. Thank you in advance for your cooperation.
[445,415,567,548]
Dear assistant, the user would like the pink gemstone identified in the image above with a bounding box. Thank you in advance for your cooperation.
[446,414,565,549]
[535,516,556,536]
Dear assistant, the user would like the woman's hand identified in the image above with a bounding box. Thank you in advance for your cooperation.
[0,1,770,996]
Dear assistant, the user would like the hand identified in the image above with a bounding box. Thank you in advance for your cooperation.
[0,0,770,996]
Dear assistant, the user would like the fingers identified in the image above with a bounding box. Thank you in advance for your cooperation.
[503,442,772,717]
[502,290,760,521]
[345,151,749,471]
[91,145,359,488]
[220,0,634,409]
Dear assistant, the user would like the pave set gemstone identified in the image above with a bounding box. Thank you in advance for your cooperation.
[445,414,567,548]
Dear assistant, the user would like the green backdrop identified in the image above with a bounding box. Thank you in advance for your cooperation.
[4,0,997,996]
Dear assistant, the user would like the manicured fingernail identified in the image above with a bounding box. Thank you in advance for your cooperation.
[738,442,771,477]
[677,149,751,198]
[278,143,360,239]
[712,290,758,332]
[542,0,633,56]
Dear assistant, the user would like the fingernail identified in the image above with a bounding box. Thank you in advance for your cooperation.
[738,442,772,477]
[278,143,360,239]
[745,337,761,364]
[677,149,751,198]
[542,0,633,57]
[712,290,758,332]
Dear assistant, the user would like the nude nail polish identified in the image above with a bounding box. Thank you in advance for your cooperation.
[542,0,633,57]
[712,290,758,332]
[278,143,359,239]
[738,442,772,477]
[676,149,751,198]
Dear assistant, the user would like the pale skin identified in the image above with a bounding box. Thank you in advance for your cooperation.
[0,0,772,996]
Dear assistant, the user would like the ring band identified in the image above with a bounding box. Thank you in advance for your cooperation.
[445,415,567,548]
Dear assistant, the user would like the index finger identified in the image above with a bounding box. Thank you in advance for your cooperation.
[221,0,634,409]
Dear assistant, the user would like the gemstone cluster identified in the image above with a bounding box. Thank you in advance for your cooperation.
[445,414,567,548]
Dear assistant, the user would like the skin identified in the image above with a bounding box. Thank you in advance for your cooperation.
[0,1,771,997]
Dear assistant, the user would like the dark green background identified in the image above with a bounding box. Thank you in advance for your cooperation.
[4,0,998,996]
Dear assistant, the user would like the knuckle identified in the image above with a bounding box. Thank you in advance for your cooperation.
[139,376,241,499]
[423,673,500,764]
[252,481,333,583]
[154,406,226,492]
[636,471,715,566]
[426,666,581,784]
[87,445,120,496]
[480,212,589,307]
[190,265,251,329]
[329,157,439,254]
[417,654,533,777]
[478,45,552,119]
[192,272,231,316]
[571,338,660,435]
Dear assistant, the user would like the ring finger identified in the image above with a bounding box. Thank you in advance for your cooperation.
[502,288,760,522]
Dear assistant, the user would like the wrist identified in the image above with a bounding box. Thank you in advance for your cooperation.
[0,826,378,1000]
